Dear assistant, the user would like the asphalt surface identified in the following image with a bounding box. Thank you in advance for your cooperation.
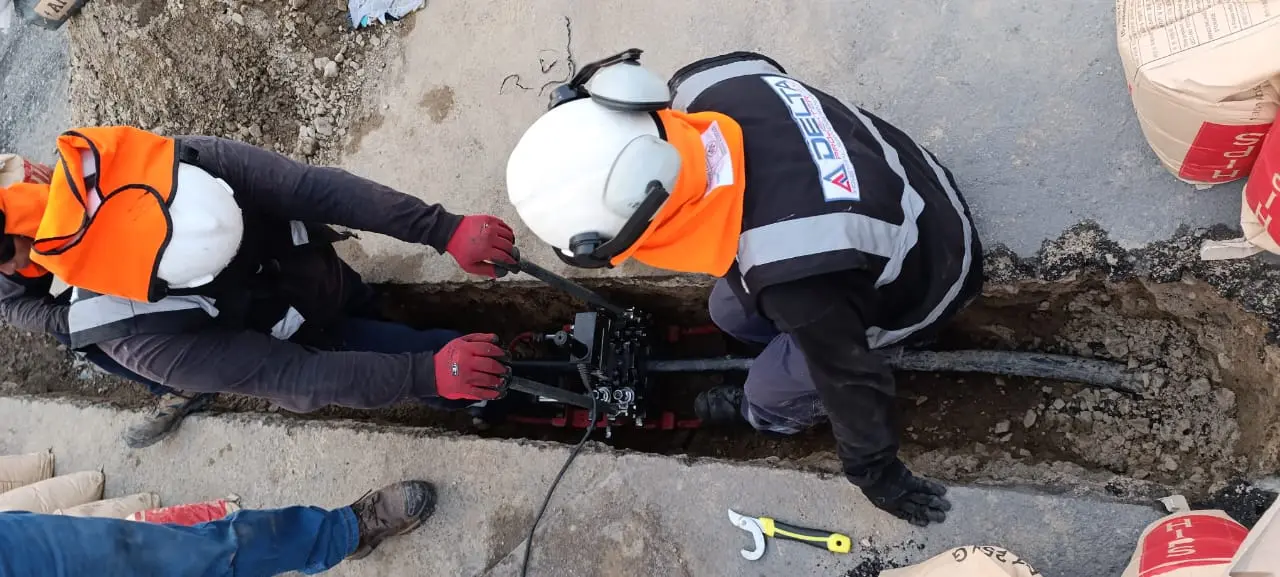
[0,1,68,163]
[0,397,1166,577]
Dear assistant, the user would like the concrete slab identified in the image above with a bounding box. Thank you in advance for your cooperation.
[0,396,1163,576]
[339,0,1244,285]
[0,4,68,163]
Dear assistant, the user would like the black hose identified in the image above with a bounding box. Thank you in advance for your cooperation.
[513,350,1140,394]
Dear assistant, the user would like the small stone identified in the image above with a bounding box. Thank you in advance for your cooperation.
[1214,388,1236,411]
[313,57,328,71]
[999,434,1013,443]
[324,61,339,78]
[993,420,1011,435]
[1161,456,1179,472]
[313,116,333,136]
[334,53,344,63]
[859,538,872,548]
[915,396,928,406]
[248,124,263,138]
[1042,386,1054,394]
[1052,399,1066,411]
[290,0,307,8]
[1023,409,1038,429]
[230,12,245,26]
[1018,449,1032,457]
[1189,377,1212,396]
[315,23,332,37]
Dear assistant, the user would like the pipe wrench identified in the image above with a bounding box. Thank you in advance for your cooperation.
[727,509,852,561]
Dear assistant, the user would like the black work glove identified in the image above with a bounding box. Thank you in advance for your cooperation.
[860,459,951,527]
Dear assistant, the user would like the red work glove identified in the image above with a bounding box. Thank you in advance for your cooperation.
[433,333,510,401]
[445,215,518,278]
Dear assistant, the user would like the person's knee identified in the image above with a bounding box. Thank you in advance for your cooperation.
[743,394,826,435]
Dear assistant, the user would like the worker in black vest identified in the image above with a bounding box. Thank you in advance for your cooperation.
[504,50,984,527]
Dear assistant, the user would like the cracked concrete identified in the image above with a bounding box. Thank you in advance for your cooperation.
[0,396,1165,577]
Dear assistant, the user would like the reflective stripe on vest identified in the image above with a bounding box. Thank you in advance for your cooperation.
[67,288,219,349]
[672,58,787,112]
[670,54,974,349]
[67,288,307,348]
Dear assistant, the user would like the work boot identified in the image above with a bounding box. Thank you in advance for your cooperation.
[123,392,217,449]
[347,480,438,560]
[694,386,747,426]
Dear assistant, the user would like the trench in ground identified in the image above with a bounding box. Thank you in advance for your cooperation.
[259,274,1280,509]
[2,273,1278,520]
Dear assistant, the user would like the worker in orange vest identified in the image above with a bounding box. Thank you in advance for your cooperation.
[506,50,984,527]
[0,128,516,448]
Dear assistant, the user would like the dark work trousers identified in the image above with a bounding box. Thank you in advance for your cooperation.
[50,333,176,398]
[707,261,984,434]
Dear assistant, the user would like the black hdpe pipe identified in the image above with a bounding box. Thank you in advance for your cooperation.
[512,350,1140,394]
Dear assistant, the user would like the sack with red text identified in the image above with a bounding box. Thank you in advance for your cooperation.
[1120,509,1248,577]
[1116,0,1280,187]
[1200,120,1280,260]
[126,496,241,526]
[880,545,1040,576]
[1239,121,1280,255]
[0,154,54,187]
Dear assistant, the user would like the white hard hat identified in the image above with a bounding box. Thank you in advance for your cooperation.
[156,163,244,289]
[507,48,682,267]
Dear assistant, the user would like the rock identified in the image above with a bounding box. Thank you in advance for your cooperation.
[1188,377,1212,396]
[290,0,307,9]
[1161,456,1179,472]
[323,60,339,78]
[859,538,872,548]
[1214,388,1236,411]
[1041,386,1054,394]
[993,420,1011,434]
[915,396,928,406]
[1051,399,1066,411]
[1018,449,1032,457]
[1023,409,1038,429]
[315,24,332,37]
[313,116,333,136]
[313,57,328,71]
[999,434,1013,443]
[230,12,245,26]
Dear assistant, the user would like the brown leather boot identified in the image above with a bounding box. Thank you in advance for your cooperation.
[347,480,438,560]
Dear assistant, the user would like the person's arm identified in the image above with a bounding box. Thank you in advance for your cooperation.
[0,274,68,335]
[757,271,949,526]
[178,136,463,251]
[96,330,440,413]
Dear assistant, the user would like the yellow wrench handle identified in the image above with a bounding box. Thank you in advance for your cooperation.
[759,518,852,554]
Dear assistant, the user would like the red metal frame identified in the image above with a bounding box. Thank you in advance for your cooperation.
[507,410,702,430]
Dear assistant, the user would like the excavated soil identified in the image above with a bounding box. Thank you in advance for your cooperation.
[66,0,407,163]
[3,224,1280,511]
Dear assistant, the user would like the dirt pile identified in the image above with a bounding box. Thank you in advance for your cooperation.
[65,0,406,162]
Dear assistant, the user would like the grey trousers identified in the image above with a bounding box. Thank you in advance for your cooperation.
[708,279,824,434]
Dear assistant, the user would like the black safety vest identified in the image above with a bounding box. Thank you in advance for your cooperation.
[65,142,351,350]
[670,52,980,348]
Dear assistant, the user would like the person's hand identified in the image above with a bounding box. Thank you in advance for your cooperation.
[445,215,518,278]
[860,460,951,527]
[433,334,509,400]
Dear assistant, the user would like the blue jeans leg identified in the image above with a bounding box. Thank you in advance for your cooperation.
[50,333,174,397]
[333,318,471,411]
[0,506,358,577]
